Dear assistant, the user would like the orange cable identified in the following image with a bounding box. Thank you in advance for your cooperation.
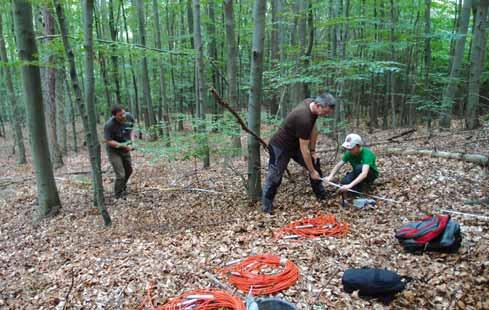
[219,254,299,295]
[141,287,244,310]
[276,214,349,239]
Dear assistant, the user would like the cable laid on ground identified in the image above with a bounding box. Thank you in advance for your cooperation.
[276,214,349,239]
[219,254,299,295]
[140,286,245,310]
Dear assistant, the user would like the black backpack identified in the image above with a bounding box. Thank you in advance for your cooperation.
[342,268,411,302]
[395,215,462,253]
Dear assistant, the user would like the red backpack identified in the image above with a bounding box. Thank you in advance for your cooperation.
[395,215,461,252]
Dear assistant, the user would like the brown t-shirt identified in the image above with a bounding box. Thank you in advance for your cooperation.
[269,99,317,151]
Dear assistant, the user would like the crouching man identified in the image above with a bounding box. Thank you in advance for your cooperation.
[262,93,336,214]
[324,133,379,194]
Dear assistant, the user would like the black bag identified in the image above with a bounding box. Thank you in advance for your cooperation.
[342,268,411,302]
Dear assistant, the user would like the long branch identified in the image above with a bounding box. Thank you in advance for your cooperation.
[210,87,268,150]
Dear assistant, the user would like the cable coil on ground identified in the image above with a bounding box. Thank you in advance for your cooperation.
[141,286,245,310]
[276,214,349,239]
[219,254,300,295]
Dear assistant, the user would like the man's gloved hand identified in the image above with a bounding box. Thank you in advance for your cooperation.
[310,170,321,181]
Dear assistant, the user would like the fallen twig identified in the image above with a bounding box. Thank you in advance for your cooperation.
[63,271,75,310]
[311,268,339,304]
[146,187,222,194]
[387,128,416,141]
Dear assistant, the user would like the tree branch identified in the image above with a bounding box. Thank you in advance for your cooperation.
[210,87,268,150]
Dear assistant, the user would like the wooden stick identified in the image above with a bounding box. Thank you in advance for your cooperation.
[210,87,268,150]
[387,128,416,141]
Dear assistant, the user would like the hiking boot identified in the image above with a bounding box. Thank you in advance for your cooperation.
[262,198,274,215]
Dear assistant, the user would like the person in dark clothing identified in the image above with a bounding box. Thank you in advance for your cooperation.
[104,105,134,199]
[262,93,336,214]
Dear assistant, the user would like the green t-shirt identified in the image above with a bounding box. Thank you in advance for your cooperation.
[342,147,379,177]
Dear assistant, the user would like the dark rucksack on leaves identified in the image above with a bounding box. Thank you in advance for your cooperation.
[342,268,411,302]
[395,214,462,253]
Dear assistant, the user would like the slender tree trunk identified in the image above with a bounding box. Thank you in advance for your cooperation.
[108,0,122,106]
[389,0,396,128]
[424,0,432,130]
[0,13,26,164]
[465,0,488,129]
[65,79,78,153]
[168,0,183,131]
[56,69,67,154]
[54,0,111,225]
[193,0,210,168]
[207,1,220,118]
[152,0,171,145]
[224,0,242,154]
[94,10,112,115]
[369,0,379,129]
[42,7,63,168]
[135,0,156,137]
[247,0,266,202]
[440,0,472,128]
[303,1,315,98]
[277,0,287,119]
[82,0,111,225]
[270,0,280,115]
[122,2,140,121]
[13,0,61,219]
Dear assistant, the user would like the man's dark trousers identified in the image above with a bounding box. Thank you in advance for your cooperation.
[340,164,376,192]
[262,144,327,213]
[107,149,133,197]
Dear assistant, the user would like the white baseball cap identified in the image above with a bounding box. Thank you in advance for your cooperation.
[342,133,363,149]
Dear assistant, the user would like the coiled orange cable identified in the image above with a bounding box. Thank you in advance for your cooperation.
[276,214,349,239]
[141,286,245,310]
[219,254,299,295]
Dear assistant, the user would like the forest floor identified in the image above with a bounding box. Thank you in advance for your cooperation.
[0,125,488,309]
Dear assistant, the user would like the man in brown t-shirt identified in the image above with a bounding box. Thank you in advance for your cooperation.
[262,93,336,214]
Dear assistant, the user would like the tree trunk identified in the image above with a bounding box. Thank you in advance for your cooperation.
[224,0,242,154]
[54,0,111,225]
[389,0,396,128]
[385,147,489,166]
[207,1,220,118]
[56,69,67,154]
[81,0,111,225]
[465,0,488,129]
[247,0,266,202]
[277,0,287,119]
[424,0,432,130]
[167,0,183,131]
[94,10,113,115]
[0,13,26,164]
[193,0,210,168]
[440,0,472,128]
[121,2,140,121]
[65,79,78,153]
[108,0,122,106]
[269,0,280,115]
[42,7,64,168]
[13,0,61,219]
[135,0,156,137]
[152,0,171,145]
